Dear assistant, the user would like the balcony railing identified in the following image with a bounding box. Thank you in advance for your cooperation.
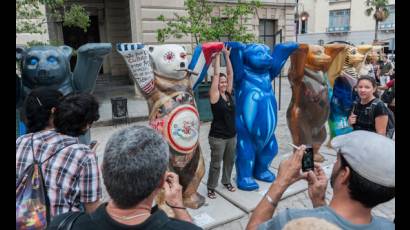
[327,25,350,33]
[379,23,395,30]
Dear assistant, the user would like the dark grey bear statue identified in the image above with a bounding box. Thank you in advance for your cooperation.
[16,43,112,143]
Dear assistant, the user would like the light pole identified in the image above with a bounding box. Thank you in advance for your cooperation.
[295,0,299,42]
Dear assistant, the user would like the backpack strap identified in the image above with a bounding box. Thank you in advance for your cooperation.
[29,134,79,224]
[368,98,382,121]
[56,211,85,230]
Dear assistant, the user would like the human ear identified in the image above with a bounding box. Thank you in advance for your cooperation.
[340,166,351,185]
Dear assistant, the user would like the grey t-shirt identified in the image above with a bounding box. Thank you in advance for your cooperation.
[258,206,394,230]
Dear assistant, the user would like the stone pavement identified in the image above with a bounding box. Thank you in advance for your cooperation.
[90,77,395,229]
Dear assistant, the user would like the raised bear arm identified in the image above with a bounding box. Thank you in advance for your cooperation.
[269,42,299,80]
[288,44,308,84]
[116,43,156,97]
[225,41,245,84]
[72,43,112,93]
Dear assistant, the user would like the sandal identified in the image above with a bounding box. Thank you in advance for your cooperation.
[223,183,236,192]
[207,189,217,199]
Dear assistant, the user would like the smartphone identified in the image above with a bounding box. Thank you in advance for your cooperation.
[302,145,314,172]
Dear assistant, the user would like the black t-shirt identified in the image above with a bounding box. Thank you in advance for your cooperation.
[350,98,388,132]
[209,93,236,139]
[47,203,202,230]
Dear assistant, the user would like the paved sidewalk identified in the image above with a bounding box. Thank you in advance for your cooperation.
[90,78,394,229]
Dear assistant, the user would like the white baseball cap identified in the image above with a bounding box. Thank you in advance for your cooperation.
[331,130,395,187]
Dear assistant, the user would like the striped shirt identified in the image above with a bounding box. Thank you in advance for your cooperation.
[16,129,101,217]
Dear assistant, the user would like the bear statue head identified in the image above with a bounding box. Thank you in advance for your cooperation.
[18,45,73,89]
[243,43,273,72]
[305,44,331,71]
[345,46,364,67]
[147,44,188,80]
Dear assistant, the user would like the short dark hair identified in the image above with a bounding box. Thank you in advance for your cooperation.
[53,93,100,137]
[340,154,395,208]
[22,87,63,133]
[102,125,169,209]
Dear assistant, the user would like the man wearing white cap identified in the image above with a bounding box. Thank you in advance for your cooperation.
[247,130,395,230]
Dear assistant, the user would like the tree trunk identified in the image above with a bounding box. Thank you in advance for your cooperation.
[374,19,379,43]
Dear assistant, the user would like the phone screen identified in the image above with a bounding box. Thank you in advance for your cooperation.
[302,146,314,172]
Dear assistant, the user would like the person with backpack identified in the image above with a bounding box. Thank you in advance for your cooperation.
[16,93,101,229]
[47,126,202,230]
[348,76,394,137]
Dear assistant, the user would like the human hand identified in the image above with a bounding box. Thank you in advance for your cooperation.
[348,113,357,125]
[163,172,184,207]
[89,141,99,152]
[275,145,308,188]
[211,51,221,60]
[307,163,328,207]
[222,45,231,56]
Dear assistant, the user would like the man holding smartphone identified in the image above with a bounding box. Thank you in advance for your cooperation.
[247,130,394,230]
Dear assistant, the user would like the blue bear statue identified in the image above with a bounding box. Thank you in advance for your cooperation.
[16,43,112,143]
[226,41,298,191]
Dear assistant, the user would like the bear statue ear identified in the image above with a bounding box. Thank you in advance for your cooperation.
[58,45,73,60]
[16,46,26,61]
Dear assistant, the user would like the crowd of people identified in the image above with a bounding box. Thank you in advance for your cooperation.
[16,50,395,230]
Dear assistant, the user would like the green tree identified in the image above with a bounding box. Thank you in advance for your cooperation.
[365,0,390,43]
[208,0,261,43]
[16,0,90,45]
[156,0,261,47]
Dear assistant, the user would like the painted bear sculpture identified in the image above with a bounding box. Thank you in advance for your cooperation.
[287,44,344,162]
[226,41,298,191]
[116,42,223,211]
[15,43,112,142]
[326,44,364,138]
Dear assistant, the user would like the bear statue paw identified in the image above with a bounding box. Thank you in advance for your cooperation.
[254,170,276,182]
[237,177,259,191]
[183,192,205,209]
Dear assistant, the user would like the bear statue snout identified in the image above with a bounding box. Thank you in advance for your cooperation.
[180,62,185,68]
[37,69,48,77]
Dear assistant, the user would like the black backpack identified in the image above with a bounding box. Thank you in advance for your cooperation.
[369,98,395,138]
[16,135,76,230]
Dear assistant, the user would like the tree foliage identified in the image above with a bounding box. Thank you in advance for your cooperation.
[364,0,391,42]
[156,0,261,45]
[16,0,90,35]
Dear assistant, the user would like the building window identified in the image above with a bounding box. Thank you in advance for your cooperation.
[300,12,309,34]
[301,20,307,34]
[259,19,277,48]
[379,5,395,30]
[328,9,350,32]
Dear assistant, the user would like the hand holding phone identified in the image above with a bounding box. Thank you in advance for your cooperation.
[288,143,314,172]
[302,146,314,172]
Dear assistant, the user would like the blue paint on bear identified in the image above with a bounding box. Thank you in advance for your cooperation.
[226,41,298,191]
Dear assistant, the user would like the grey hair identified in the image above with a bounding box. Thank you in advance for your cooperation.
[102,125,169,208]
